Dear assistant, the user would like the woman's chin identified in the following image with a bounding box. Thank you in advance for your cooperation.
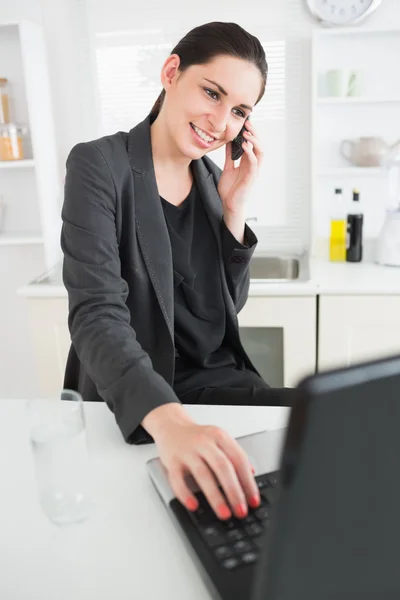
[181,145,207,160]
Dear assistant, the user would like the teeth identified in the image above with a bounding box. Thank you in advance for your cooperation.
[192,124,214,143]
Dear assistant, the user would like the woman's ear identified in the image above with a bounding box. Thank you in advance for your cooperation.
[161,54,181,89]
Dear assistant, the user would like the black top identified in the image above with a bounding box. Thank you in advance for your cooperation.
[160,177,256,397]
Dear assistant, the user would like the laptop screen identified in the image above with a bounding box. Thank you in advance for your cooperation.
[252,356,400,600]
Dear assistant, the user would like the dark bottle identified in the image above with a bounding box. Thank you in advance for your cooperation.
[346,188,363,262]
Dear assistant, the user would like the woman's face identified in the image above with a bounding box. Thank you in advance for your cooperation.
[159,54,263,160]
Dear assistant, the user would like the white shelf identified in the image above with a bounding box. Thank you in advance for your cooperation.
[318,167,386,176]
[317,97,400,105]
[0,233,43,246]
[314,27,400,38]
[0,159,35,169]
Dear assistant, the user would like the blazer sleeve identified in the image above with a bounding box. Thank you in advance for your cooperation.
[61,141,181,443]
[220,219,258,313]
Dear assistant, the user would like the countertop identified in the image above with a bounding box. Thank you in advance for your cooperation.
[0,399,289,600]
[18,256,400,298]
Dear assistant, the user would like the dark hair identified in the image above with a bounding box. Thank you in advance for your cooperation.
[149,21,268,119]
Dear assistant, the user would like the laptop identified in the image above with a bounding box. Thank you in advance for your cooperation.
[147,354,400,600]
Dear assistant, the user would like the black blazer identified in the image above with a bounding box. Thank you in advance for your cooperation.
[61,114,260,444]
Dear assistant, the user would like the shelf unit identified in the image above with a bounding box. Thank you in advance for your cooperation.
[0,21,60,263]
[317,97,400,105]
[311,26,400,253]
[0,232,43,246]
[0,159,35,169]
[318,167,386,177]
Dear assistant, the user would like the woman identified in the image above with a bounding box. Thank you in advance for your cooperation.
[61,21,294,523]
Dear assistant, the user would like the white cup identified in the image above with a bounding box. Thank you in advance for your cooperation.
[325,69,362,97]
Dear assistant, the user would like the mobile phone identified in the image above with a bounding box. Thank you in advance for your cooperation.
[231,117,249,161]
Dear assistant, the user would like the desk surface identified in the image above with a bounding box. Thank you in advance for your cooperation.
[0,400,289,600]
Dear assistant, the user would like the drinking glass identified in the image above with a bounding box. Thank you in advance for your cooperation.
[27,390,93,525]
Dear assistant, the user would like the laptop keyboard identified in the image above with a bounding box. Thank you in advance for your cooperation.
[187,471,280,571]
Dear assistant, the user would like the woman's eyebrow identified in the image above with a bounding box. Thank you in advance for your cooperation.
[203,78,253,111]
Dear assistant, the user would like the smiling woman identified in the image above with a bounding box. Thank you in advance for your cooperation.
[61,20,295,525]
[149,22,267,164]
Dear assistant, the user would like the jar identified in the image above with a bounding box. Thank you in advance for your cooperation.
[0,79,10,124]
[0,122,26,160]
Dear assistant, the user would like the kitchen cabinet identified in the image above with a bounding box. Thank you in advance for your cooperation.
[26,297,70,398]
[238,296,317,388]
[26,294,318,397]
[318,295,400,371]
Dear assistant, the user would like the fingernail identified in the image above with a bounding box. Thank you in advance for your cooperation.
[251,466,255,474]
[217,503,232,520]
[235,503,248,519]
[249,494,260,509]
[185,497,198,511]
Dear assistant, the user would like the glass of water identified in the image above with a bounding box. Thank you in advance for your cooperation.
[27,390,93,526]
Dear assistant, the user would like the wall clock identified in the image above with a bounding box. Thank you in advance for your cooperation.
[305,0,383,27]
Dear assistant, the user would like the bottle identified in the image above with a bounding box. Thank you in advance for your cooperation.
[329,188,346,261]
[346,188,363,262]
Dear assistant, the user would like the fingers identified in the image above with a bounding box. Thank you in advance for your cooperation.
[168,463,200,513]
[188,456,233,520]
[163,425,260,522]
[201,444,248,519]
[223,141,235,170]
[243,122,264,166]
[215,429,261,510]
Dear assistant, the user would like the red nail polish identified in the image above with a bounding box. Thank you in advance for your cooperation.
[235,503,248,519]
[217,503,232,520]
[249,494,260,509]
[251,466,255,474]
[185,497,198,511]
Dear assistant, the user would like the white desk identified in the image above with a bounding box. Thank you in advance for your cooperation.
[0,400,289,600]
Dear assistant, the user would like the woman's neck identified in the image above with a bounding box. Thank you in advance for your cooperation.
[150,113,192,178]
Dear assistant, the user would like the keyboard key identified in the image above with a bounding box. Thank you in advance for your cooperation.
[256,479,267,490]
[242,514,256,525]
[241,551,258,565]
[245,522,264,537]
[254,506,269,521]
[199,525,226,547]
[233,539,254,554]
[221,557,241,570]
[214,545,234,560]
[226,528,245,542]
[264,488,279,505]
[219,518,238,531]
[191,505,215,526]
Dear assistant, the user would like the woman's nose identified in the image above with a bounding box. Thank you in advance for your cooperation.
[208,111,231,138]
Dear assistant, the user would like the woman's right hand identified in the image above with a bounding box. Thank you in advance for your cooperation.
[142,403,261,520]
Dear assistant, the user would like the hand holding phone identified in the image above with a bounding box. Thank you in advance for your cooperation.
[231,117,249,161]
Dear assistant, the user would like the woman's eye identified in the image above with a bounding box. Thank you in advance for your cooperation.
[205,88,219,100]
[204,88,246,119]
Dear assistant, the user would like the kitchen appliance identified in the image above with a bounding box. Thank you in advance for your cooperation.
[376,142,400,267]
[305,0,383,27]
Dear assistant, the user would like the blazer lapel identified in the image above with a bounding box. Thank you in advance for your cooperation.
[127,115,174,340]
[191,159,240,328]
[191,159,223,250]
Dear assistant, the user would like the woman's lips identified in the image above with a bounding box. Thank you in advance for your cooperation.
[189,123,215,148]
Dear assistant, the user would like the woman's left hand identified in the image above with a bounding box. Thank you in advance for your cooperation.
[217,119,263,217]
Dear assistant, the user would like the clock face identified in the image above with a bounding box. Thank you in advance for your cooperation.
[307,0,382,26]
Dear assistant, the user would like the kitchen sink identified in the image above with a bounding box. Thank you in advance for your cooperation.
[249,253,309,283]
